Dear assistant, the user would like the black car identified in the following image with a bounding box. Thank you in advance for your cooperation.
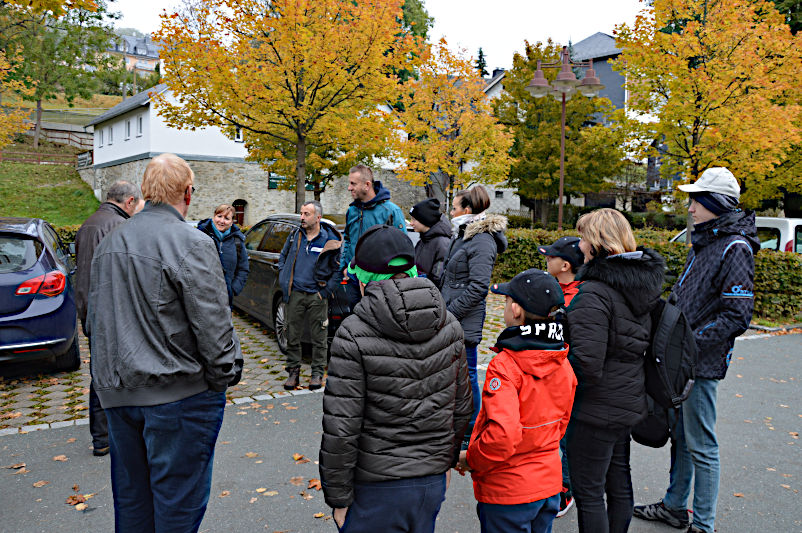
[233,214,350,353]
[0,218,80,373]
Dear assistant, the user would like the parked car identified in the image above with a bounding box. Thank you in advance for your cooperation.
[233,214,350,354]
[0,218,80,373]
[671,216,802,253]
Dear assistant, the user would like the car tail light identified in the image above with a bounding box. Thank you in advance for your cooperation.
[15,271,66,297]
[785,240,793,252]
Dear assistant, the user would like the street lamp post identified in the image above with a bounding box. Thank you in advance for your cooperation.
[526,46,604,230]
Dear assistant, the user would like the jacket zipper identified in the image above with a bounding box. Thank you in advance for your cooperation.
[522,418,561,430]
[697,321,716,335]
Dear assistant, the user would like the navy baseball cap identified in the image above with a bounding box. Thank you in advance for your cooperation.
[538,236,584,269]
[491,269,564,317]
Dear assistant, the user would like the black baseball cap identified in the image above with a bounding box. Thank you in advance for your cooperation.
[490,269,564,317]
[348,224,415,275]
[538,236,584,269]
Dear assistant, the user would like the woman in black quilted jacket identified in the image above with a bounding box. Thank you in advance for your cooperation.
[565,208,665,533]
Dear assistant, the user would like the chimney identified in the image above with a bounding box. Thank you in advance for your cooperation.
[492,68,505,78]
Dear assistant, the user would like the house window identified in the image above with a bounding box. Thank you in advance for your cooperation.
[234,127,244,143]
[98,129,104,147]
[108,126,113,145]
[136,116,143,137]
[495,190,504,199]
[125,120,131,140]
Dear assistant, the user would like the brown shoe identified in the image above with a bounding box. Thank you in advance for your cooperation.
[309,375,323,390]
[284,368,300,390]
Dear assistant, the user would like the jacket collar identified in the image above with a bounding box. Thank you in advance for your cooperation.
[142,201,185,221]
[101,201,130,220]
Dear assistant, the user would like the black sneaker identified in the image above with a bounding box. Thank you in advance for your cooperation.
[633,500,689,529]
[556,487,574,518]
[687,525,705,533]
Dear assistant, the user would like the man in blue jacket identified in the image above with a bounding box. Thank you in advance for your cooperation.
[634,167,759,533]
[340,165,406,307]
[278,200,342,390]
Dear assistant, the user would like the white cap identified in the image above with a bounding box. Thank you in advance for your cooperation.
[677,167,740,200]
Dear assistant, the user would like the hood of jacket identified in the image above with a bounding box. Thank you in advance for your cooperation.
[692,210,759,252]
[350,180,392,209]
[355,276,448,344]
[576,248,666,316]
[462,214,508,254]
[197,218,245,241]
[492,324,569,379]
[421,215,452,242]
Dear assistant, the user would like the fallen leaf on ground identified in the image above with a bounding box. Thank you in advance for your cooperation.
[300,490,313,500]
[308,479,322,490]
[220,441,231,445]
[66,438,76,443]
[74,503,88,511]
[219,490,230,497]
[255,460,263,464]
[781,484,791,489]
[11,467,29,475]
[72,484,79,492]
[2,412,22,419]
[236,411,247,415]
[289,476,304,486]
[83,493,95,500]
[264,490,279,496]
[256,487,267,493]
[285,405,298,410]
[5,463,25,469]
[314,512,325,518]
[52,455,67,462]
[249,497,258,503]
[33,480,49,488]
[733,492,744,498]
[245,452,259,458]
[66,494,86,505]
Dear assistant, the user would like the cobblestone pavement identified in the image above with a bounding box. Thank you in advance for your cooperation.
[0,295,508,434]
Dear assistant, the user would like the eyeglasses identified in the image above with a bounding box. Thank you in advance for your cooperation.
[188,185,196,195]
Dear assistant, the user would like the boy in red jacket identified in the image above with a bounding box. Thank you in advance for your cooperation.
[458,269,577,533]
[538,235,585,516]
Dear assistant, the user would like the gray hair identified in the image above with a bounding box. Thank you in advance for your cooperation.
[302,200,322,217]
[106,180,142,203]
[349,164,373,184]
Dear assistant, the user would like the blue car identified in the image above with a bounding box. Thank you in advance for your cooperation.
[0,218,80,373]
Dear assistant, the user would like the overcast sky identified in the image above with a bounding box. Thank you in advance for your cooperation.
[111,0,647,69]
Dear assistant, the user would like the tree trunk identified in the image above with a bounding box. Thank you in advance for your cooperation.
[295,136,307,213]
[313,179,322,202]
[33,99,43,149]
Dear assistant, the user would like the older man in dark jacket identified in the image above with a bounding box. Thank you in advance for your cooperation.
[634,168,758,533]
[320,225,472,533]
[75,180,143,456]
[87,154,242,533]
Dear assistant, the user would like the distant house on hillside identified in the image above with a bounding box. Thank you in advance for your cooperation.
[570,32,626,111]
[108,35,162,76]
[80,85,425,224]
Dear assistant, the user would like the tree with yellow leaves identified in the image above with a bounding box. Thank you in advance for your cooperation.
[614,0,802,207]
[392,40,513,201]
[153,0,421,212]
[0,52,30,149]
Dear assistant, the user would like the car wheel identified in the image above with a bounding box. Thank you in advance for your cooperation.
[54,337,81,372]
[274,299,288,354]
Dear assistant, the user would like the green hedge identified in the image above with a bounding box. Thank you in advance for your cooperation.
[492,228,802,322]
[54,225,81,245]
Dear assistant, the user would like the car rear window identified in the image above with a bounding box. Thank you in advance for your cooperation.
[0,235,43,274]
[796,225,802,254]
[757,227,781,250]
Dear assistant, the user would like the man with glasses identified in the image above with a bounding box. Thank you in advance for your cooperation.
[86,154,242,532]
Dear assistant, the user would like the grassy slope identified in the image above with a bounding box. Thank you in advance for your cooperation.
[0,162,99,225]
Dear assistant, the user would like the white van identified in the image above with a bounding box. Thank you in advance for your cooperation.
[671,216,802,253]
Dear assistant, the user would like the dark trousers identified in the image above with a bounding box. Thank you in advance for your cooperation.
[285,291,328,376]
[345,277,362,310]
[338,473,446,533]
[477,495,560,533]
[462,342,480,447]
[82,322,109,450]
[106,389,226,533]
[566,420,634,533]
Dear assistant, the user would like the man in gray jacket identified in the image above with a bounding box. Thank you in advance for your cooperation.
[75,180,143,456]
[87,154,242,533]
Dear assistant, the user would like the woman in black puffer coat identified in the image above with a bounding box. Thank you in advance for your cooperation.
[440,186,507,444]
[565,208,665,533]
[197,204,249,307]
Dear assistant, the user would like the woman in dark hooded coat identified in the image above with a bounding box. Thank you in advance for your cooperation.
[197,204,249,307]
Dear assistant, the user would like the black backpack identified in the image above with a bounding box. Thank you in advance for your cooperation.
[632,297,697,448]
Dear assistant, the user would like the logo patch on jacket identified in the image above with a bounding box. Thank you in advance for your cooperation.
[722,284,753,298]
[488,377,501,391]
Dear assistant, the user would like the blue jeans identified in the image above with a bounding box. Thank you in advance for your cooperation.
[663,378,720,533]
[463,343,480,446]
[106,389,226,533]
[560,436,570,491]
[338,473,446,533]
[477,495,560,533]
